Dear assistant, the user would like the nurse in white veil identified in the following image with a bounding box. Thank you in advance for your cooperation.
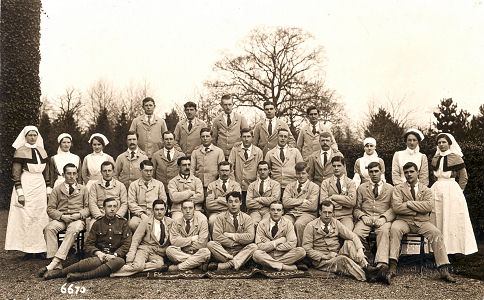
[49,133,82,187]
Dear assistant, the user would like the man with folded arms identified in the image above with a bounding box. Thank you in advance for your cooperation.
[207,191,257,271]
[282,161,319,247]
[44,197,131,281]
[387,162,455,284]
[320,156,356,230]
[246,161,281,226]
[166,199,211,271]
[206,161,241,231]
[39,163,90,277]
[303,201,372,281]
[253,201,306,271]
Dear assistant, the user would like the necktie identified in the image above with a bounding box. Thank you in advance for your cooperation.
[243,148,249,160]
[205,147,210,153]
[259,179,264,195]
[268,120,273,135]
[297,182,303,194]
[336,177,342,194]
[233,214,238,231]
[159,221,165,244]
[279,147,285,162]
[227,114,231,126]
[188,120,193,132]
[144,181,149,188]
[105,180,110,188]
[410,183,416,200]
[323,152,328,165]
[271,221,278,238]
[167,150,171,161]
[222,180,227,192]
[373,183,379,198]
[185,220,191,234]
[130,151,135,159]
[68,184,74,195]
[312,124,317,135]
[323,223,329,234]
[147,115,151,124]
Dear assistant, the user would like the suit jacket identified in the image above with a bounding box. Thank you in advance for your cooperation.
[307,150,346,186]
[127,215,173,261]
[190,144,225,187]
[169,213,209,253]
[212,211,254,248]
[128,178,167,217]
[392,182,432,223]
[354,182,395,222]
[296,123,323,161]
[174,117,207,157]
[115,149,148,190]
[246,178,281,216]
[303,217,363,260]
[167,174,204,212]
[47,183,90,221]
[253,118,296,156]
[255,216,298,253]
[206,179,242,214]
[319,175,356,219]
[228,143,264,191]
[265,147,304,188]
[129,114,168,158]
[282,180,319,217]
[212,112,248,157]
[88,178,128,219]
[152,148,185,187]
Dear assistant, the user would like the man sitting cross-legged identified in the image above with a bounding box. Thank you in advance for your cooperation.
[113,199,173,277]
[387,162,455,284]
[253,201,306,271]
[166,199,211,271]
[302,201,374,282]
[207,191,257,271]
[44,198,131,281]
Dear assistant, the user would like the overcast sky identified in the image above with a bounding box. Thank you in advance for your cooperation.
[39,0,484,126]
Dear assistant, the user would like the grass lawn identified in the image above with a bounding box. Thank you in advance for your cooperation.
[0,209,482,299]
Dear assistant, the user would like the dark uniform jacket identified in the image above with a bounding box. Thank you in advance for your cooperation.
[85,215,131,258]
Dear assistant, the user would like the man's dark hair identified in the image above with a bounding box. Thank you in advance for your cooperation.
[269,200,283,209]
[331,155,345,166]
[295,161,308,173]
[101,161,115,171]
[403,162,419,172]
[162,130,175,140]
[140,159,154,170]
[103,197,117,207]
[152,199,167,209]
[218,160,232,170]
[240,128,253,136]
[200,127,212,136]
[142,97,155,105]
[367,161,381,171]
[177,156,191,166]
[263,101,274,109]
[221,94,232,102]
[319,200,334,211]
[126,131,139,139]
[63,163,77,174]
[225,191,241,201]
[306,106,319,115]
[184,101,197,109]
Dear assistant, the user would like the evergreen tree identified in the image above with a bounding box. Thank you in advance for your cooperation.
[89,107,114,155]
[364,107,405,142]
[165,108,180,132]
[112,110,131,158]
[433,98,470,140]
[38,111,56,156]
[467,104,484,142]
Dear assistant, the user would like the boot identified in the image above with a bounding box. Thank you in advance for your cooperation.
[439,265,456,283]
[43,269,65,280]
[385,259,398,285]
[66,264,111,282]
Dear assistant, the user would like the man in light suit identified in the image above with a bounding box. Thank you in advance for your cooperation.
[168,156,204,220]
[387,162,455,284]
[113,200,173,276]
[129,97,168,159]
[320,156,356,230]
[190,128,225,193]
[282,161,319,247]
[228,128,264,210]
[253,101,296,156]
[128,160,167,232]
[207,191,257,270]
[206,161,242,231]
[307,132,346,186]
[166,199,211,271]
[211,94,249,159]
[246,161,281,226]
[174,101,207,157]
[115,131,149,190]
[353,161,394,276]
[265,128,304,195]
[253,201,306,271]
[296,106,324,161]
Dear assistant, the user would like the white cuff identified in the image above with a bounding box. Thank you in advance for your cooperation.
[16,188,24,197]
[46,187,52,194]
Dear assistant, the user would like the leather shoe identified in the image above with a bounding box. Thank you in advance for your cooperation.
[296,263,308,271]
[66,272,83,282]
[157,265,169,272]
[439,265,456,283]
[44,269,64,280]
[38,267,48,278]
[207,262,218,271]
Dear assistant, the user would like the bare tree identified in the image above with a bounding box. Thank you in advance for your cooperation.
[85,79,117,125]
[120,79,153,121]
[207,25,343,132]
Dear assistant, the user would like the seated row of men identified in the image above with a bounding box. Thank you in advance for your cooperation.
[39,157,456,284]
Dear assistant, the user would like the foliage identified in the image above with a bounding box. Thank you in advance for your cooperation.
[0,0,42,205]
[165,108,180,132]
[467,104,484,142]
[433,98,470,140]
[363,107,405,142]
[207,26,343,133]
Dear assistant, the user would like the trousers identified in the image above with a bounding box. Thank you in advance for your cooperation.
[166,246,210,271]
[353,220,391,264]
[207,241,257,270]
[253,247,306,271]
[44,219,85,260]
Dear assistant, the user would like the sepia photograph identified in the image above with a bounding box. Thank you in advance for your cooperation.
[0,0,483,299]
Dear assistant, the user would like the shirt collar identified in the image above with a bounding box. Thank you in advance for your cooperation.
[64,182,76,190]
[321,149,332,156]
[203,144,213,152]
[102,178,112,187]
[373,180,384,187]
[128,147,138,154]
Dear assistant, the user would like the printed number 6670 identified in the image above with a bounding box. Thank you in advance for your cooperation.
[60,283,86,295]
